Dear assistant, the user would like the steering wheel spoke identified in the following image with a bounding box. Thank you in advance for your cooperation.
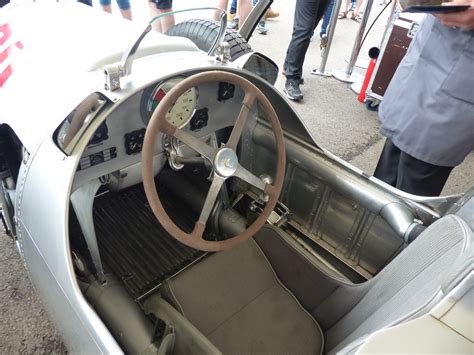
[173,128,216,161]
[198,174,226,225]
[226,93,256,150]
[234,164,267,191]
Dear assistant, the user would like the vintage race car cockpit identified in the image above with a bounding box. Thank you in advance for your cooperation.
[0,2,472,354]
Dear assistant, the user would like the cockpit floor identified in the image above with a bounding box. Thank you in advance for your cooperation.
[72,184,204,300]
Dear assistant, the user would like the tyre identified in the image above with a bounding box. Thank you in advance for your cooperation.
[166,19,252,61]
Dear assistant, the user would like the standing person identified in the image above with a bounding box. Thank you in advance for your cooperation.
[216,0,252,29]
[100,0,132,20]
[149,0,174,33]
[373,10,474,197]
[283,0,331,101]
[227,0,279,31]
[350,0,365,22]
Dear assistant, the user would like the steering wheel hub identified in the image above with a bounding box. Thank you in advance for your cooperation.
[214,148,238,177]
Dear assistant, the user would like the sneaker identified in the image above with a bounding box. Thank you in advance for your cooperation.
[284,79,303,101]
[264,8,280,19]
[282,69,305,84]
[227,12,236,22]
[257,21,267,35]
[227,17,239,30]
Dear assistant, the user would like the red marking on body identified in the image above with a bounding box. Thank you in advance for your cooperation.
[0,64,13,87]
[0,23,12,46]
[0,23,24,88]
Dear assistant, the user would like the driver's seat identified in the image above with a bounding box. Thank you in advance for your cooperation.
[159,214,472,354]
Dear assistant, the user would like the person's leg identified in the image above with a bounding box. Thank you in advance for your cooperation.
[149,1,163,32]
[396,152,454,197]
[351,0,364,21]
[320,0,335,37]
[100,0,112,13]
[253,0,267,34]
[284,0,319,80]
[216,0,229,10]
[215,0,229,21]
[373,138,402,187]
[231,0,238,12]
[116,0,132,20]
[284,0,329,100]
[237,0,252,26]
[338,0,349,17]
[228,0,238,22]
[150,0,174,33]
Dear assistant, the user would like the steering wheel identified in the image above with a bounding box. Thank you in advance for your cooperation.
[142,71,285,252]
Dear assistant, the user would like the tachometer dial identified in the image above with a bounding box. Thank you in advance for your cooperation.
[147,77,198,128]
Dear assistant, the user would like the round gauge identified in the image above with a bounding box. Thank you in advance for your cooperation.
[146,77,198,128]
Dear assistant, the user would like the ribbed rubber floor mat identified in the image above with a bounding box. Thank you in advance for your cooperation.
[92,185,204,300]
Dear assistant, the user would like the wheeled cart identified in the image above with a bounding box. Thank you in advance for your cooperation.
[365,12,424,110]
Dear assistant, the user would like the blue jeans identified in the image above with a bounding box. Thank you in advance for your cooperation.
[230,0,237,13]
[230,0,260,13]
[320,0,335,37]
[100,0,131,10]
[77,0,92,6]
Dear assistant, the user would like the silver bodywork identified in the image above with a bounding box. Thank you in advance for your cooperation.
[0,2,472,354]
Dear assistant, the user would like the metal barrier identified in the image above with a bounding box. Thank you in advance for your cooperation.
[312,0,344,76]
[332,0,375,83]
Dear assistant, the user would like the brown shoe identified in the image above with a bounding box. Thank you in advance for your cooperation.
[264,8,280,20]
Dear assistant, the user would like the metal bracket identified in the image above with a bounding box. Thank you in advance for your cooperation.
[104,62,126,92]
[214,41,231,64]
[71,179,106,283]
[163,135,185,171]
[250,199,290,226]
[407,22,420,38]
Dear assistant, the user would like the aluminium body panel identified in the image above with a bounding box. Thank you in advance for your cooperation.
[12,50,263,351]
[0,1,198,152]
[16,136,122,353]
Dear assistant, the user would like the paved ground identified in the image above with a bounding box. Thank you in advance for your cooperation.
[1,0,472,352]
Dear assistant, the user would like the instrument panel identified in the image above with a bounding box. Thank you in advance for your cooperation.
[73,75,248,189]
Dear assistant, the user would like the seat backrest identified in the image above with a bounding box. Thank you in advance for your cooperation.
[326,214,473,354]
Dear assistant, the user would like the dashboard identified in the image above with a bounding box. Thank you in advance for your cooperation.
[72,75,252,191]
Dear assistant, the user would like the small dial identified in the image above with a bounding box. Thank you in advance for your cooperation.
[88,121,108,146]
[146,77,198,128]
[218,82,235,101]
[124,129,146,155]
[190,108,209,131]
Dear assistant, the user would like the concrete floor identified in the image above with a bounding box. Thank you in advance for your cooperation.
[0,0,472,352]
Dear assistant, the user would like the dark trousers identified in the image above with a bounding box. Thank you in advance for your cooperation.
[374,139,454,197]
[284,0,330,80]
[0,0,10,7]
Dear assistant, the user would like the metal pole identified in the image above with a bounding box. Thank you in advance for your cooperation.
[333,0,375,83]
[313,0,343,76]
